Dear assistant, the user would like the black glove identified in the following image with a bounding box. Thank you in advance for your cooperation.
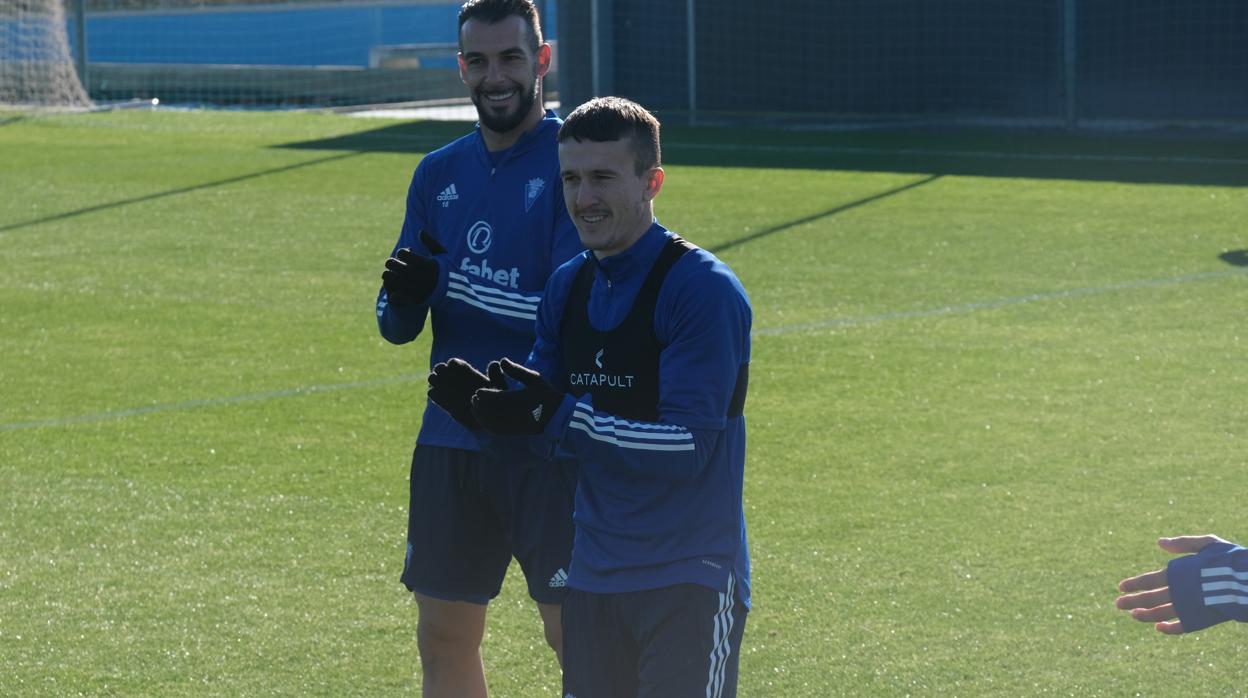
[470,358,565,435]
[382,230,446,305]
[427,358,504,430]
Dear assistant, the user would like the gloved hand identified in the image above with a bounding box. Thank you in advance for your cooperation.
[382,230,446,305]
[427,358,504,430]
[470,358,565,435]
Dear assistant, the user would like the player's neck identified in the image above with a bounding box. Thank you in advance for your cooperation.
[591,214,655,261]
[481,96,546,153]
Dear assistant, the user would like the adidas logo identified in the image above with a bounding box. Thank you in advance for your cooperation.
[437,183,459,207]
[531,404,544,422]
[548,568,568,588]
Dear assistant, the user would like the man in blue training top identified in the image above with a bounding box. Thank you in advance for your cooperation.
[1117,534,1248,634]
[375,1,581,695]
[429,96,753,697]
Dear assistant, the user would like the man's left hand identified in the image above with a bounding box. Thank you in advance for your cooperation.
[470,358,564,435]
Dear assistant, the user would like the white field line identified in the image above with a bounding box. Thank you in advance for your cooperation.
[668,141,1248,167]
[3,268,1245,432]
[754,268,1248,337]
[0,374,424,432]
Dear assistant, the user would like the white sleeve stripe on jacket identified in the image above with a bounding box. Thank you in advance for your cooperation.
[570,405,695,449]
[1203,595,1248,606]
[575,407,690,432]
[445,290,538,321]
[1202,580,1248,593]
[1201,566,1248,580]
[568,419,696,451]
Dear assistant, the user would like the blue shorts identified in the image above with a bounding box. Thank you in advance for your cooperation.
[400,444,576,605]
[561,579,748,698]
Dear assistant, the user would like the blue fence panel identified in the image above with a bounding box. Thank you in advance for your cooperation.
[76,2,558,67]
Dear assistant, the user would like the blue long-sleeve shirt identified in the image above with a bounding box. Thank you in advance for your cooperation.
[523,222,753,607]
[1168,541,1248,632]
[376,110,582,450]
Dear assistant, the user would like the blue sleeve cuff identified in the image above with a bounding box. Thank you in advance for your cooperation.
[532,393,578,458]
[1167,542,1242,632]
[425,256,451,307]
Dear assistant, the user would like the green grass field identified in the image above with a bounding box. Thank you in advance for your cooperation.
[2,108,1246,696]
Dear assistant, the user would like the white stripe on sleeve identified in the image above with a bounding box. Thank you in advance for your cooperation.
[1201,566,1248,581]
[1204,595,1248,606]
[1201,581,1248,594]
[568,403,695,452]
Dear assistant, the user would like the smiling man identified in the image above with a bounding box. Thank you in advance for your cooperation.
[459,6,543,140]
[428,96,754,697]
[373,1,581,696]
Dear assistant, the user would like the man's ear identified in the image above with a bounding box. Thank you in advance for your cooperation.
[457,54,468,85]
[536,43,552,78]
[644,167,665,202]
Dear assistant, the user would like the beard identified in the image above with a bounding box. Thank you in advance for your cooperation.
[472,75,540,134]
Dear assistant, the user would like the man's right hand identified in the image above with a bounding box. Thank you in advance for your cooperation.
[470,358,565,435]
[1116,534,1232,634]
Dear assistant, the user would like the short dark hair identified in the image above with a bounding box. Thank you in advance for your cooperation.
[458,0,543,53]
[558,97,661,175]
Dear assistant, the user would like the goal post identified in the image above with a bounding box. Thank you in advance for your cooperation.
[0,0,92,108]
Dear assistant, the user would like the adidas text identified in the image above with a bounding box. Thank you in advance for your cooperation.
[437,184,459,207]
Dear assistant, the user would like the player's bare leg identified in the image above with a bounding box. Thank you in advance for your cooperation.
[413,593,489,698]
[537,601,564,663]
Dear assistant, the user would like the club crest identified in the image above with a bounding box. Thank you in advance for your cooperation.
[525,177,546,212]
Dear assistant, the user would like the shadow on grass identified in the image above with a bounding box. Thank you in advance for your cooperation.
[1219,249,1248,267]
[708,174,942,255]
[280,120,474,156]
[0,151,362,235]
[277,119,1248,187]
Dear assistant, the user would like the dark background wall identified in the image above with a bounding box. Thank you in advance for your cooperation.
[558,0,1248,125]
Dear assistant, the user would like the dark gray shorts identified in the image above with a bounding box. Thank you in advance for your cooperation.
[400,444,576,605]
[561,579,748,698]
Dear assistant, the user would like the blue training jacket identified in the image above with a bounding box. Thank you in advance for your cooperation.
[1168,541,1248,632]
[376,110,582,451]
[525,222,753,608]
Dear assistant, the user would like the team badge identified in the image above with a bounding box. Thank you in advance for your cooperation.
[524,177,546,212]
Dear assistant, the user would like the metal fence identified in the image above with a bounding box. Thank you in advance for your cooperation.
[556,0,1248,128]
[55,0,556,108]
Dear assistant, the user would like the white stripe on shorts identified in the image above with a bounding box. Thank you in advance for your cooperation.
[706,573,736,698]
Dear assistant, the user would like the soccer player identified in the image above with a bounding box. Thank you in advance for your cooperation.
[1116,534,1248,634]
[374,1,581,695]
[428,97,753,697]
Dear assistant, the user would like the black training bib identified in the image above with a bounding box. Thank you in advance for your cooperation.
[559,237,695,422]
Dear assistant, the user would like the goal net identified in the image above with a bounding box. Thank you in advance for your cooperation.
[0,0,91,107]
